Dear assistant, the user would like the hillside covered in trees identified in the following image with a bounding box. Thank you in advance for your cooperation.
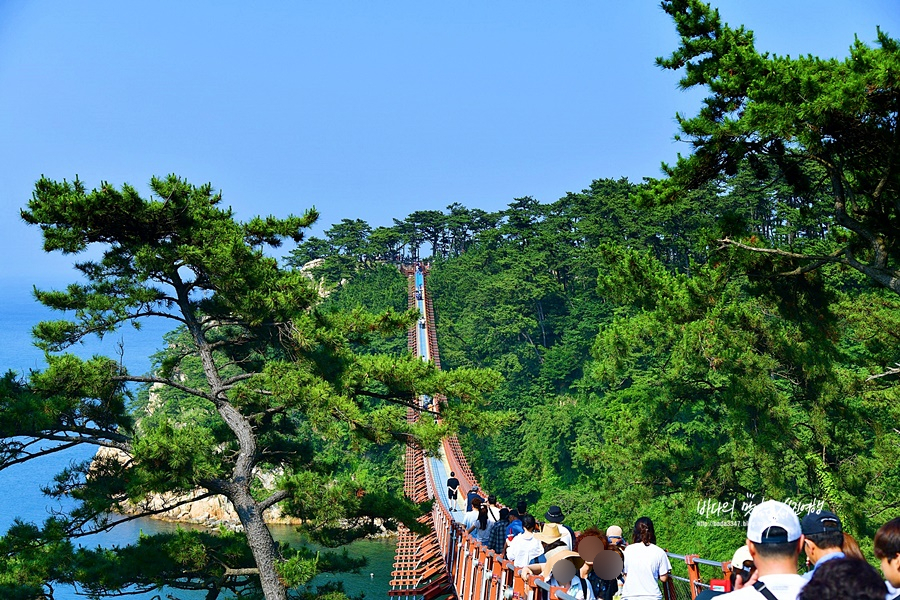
[299,167,900,559]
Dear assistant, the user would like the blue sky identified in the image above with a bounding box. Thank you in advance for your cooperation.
[1,0,897,283]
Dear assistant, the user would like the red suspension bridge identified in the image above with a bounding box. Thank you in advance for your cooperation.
[389,266,738,600]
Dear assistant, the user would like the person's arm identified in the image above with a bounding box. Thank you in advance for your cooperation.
[520,563,546,577]
[580,562,591,578]
[658,572,670,583]
[732,568,759,590]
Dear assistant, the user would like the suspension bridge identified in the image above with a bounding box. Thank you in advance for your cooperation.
[389,266,737,600]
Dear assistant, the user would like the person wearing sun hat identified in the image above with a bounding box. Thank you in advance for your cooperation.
[545,504,576,550]
[522,547,595,600]
[536,522,565,546]
[545,547,595,600]
[606,525,626,550]
[720,500,806,599]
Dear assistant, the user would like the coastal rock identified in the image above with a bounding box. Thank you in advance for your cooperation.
[93,447,301,528]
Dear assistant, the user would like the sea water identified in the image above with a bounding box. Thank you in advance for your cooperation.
[0,277,396,599]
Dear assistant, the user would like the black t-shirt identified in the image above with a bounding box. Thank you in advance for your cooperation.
[447,477,460,492]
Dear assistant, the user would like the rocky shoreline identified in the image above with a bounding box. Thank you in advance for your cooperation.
[94,447,393,537]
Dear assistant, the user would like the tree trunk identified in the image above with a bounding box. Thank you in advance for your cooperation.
[231,487,288,600]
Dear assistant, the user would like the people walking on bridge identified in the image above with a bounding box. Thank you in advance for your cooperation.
[800,510,844,581]
[466,484,484,511]
[545,504,576,550]
[874,517,900,600]
[487,494,502,522]
[466,501,495,545]
[620,516,671,600]
[446,471,460,511]
[719,500,806,599]
[463,496,484,530]
[507,514,543,567]
[486,507,510,554]
[541,547,596,600]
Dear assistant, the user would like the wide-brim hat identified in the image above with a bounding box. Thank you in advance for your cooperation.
[545,505,566,523]
[543,548,585,580]
[536,522,563,544]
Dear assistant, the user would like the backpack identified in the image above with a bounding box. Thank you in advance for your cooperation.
[587,570,618,600]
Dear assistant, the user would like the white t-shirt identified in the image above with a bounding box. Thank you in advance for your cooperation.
[720,573,806,600]
[621,542,671,599]
[463,510,479,529]
[471,513,496,544]
[560,525,574,550]
[506,532,544,567]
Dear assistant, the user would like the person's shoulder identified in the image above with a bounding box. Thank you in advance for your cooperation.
[716,586,758,599]
[760,573,806,585]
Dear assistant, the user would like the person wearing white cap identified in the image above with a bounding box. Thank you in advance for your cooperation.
[606,525,626,550]
[721,500,806,599]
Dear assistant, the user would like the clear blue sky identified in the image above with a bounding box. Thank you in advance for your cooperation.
[1,0,897,282]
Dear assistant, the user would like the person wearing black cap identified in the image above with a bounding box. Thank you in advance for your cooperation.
[800,510,844,581]
[545,505,576,550]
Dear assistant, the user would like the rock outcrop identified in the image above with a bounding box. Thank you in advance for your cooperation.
[94,447,301,529]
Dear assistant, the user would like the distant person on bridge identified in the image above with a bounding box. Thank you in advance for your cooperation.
[545,505,576,550]
[446,471,460,512]
[463,497,485,531]
[620,516,671,600]
[506,509,524,540]
[718,500,806,599]
[466,484,484,511]
[486,494,502,523]
[800,510,844,581]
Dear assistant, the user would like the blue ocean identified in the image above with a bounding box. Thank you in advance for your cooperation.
[0,276,395,599]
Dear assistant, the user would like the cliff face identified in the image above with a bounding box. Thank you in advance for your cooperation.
[94,447,301,528]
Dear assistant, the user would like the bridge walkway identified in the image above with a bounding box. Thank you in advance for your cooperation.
[389,265,736,600]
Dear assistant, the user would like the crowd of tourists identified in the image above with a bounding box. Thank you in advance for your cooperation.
[446,472,900,600]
